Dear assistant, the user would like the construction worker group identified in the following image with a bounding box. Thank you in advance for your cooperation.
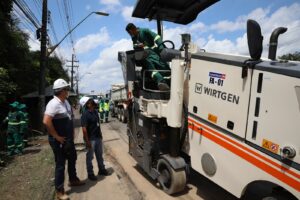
[2,101,29,157]
[98,97,110,123]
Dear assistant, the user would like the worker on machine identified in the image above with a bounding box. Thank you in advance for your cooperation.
[126,23,170,91]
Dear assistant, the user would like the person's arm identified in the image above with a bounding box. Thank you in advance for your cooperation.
[82,126,91,149]
[43,114,65,144]
[69,102,76,138]
[145,29,164,51]
[81,112,91,149]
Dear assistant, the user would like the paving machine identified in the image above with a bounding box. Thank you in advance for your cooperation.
[118,0,300,199]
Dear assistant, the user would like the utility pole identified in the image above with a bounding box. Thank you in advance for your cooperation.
[38,0,48,131]
[76,78,79,95]
[67,54,79,92]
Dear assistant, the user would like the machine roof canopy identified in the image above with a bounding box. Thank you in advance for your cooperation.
[132,0,219,25]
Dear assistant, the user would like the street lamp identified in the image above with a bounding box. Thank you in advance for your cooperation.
[38,8,108,131]
[47,11,109,56]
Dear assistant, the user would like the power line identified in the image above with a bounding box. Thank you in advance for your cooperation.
[62,0,76,54]
[13,0,40,29]
[56,0,72,51]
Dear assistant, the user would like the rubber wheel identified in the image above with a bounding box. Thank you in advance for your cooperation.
[121,109,127,123]
[117,108,122,121]
[157,158,186,195]
[262,194,294,200]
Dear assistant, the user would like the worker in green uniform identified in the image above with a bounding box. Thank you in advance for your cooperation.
[98,98,105,123]
[103,99,110,123]
[4,101,22,156]
[18,103,29,148]
[126,23,170,91]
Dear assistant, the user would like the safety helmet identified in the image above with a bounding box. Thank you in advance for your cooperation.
[53,78,70,90]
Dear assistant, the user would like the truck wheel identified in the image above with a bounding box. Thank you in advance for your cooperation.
[117,108,122,121]
[157,158,186,195]
[121,109,127,123]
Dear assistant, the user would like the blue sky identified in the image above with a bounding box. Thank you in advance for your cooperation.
[16,0,300,94]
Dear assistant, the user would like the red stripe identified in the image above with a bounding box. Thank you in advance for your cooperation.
[188,119,300,192]
[188,117,300,180]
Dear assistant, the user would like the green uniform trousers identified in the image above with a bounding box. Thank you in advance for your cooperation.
[7,130,23,155]
[143,50,170,84]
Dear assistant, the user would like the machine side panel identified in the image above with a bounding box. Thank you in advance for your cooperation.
[189,57,252,139]
[188,116,300,198]
[246,70,300,165]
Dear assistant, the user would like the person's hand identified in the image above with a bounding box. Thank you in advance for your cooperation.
[86,140,92,149]
[137,43,144,48]
[55,135,66,144]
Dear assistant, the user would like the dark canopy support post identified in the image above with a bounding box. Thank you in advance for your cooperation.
[157,19,163,39]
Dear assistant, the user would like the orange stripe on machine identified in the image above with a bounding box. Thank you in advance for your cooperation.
[188,117,300,192]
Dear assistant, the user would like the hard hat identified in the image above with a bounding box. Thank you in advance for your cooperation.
[53,78,70,90]
[79,96,94,107]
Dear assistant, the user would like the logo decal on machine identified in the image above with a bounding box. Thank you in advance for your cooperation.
[195,83,203,94]
[209,72,226,86]
[195,83,240,105]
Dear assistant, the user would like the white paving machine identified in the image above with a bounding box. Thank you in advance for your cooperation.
[118,0,300,199]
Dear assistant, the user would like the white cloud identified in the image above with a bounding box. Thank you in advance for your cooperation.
[203,35,237,54]
[122,6,134,22]
[189,22,206,32]
[200,3,300,57]
[79,38,132,93]
[100,0,120,6]
[210,7,270,34]
[80,3,300,93]
[23,29,40,51]
[74,27,110,54]
[121,6,144,23]
[99,0,121,12]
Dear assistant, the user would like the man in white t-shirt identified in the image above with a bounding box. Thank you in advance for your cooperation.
[43,79,85,200]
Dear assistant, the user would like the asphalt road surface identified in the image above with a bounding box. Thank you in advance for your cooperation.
[102,118,239,200]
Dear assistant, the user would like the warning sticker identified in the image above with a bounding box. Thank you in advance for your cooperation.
[262,139,279,154]
[208,113,218,123]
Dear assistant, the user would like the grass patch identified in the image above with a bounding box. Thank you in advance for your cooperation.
[0,142,55,200]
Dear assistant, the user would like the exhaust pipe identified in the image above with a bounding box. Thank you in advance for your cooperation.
[268,27,287,60]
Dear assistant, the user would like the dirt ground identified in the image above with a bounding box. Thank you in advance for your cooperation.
[0,136,55,200]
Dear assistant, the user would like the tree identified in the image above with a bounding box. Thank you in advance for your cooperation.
[279,52,300,61]
[0,0,69,120]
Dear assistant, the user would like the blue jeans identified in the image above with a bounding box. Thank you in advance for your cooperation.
[86,137,105,175]
[49,137,78,191]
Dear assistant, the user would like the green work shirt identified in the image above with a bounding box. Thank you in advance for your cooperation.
[99,101,105,112]
[104,102,109,112]
[7,111,20,133]
[132,28,164,54]
[19,111,28,133]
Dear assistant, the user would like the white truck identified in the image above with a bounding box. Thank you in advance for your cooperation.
[118,0,300,199]
[110,84,128,123]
